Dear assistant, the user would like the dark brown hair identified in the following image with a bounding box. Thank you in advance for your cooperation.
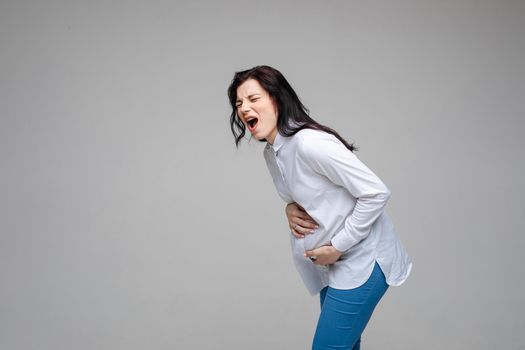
[227,65,356,151]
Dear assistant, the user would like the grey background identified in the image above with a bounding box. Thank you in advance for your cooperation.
[1,0,524,349]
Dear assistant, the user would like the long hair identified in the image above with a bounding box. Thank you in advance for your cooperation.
[227,65,356,152]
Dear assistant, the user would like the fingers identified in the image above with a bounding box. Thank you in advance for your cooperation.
[290,226,304,239]
[290,220,318,238]
[304,250,322,264]
[304,250,316,257]
[297,215,318,228]
[291,214,319,230]
[297,217,318,230]
[286,202,319,239]
[304,246,340,266]
[290,223,309,238]
[304,250,315,259]
[289,218,318,238]
[292,208,317,222]
[288,203,316,221]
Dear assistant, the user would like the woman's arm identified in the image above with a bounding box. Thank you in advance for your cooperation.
[297,132,391,253]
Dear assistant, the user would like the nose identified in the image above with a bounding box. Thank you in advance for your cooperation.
[240,103,251,113]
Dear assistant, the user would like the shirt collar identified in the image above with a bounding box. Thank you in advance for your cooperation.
[269,131,285,153]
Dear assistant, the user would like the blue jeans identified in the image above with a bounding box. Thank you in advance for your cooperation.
[312,262,389,350]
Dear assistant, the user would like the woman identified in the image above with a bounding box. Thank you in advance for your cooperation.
[227,65,412,350]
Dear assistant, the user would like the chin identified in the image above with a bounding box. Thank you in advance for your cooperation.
[251,129,268,142]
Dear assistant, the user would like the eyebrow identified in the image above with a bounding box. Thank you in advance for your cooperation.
[236,94,261,103]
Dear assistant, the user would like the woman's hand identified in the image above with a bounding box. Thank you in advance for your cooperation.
[304,245,343,266]
[286,202,319,238]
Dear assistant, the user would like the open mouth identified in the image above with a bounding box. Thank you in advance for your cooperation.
[247,117,258,130]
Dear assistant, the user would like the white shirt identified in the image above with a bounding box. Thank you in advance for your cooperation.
[263,128,412,295]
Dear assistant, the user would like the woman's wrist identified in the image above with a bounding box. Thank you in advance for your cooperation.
[330,243,344,257]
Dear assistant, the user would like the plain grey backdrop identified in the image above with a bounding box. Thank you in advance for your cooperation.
[1,0,524,349]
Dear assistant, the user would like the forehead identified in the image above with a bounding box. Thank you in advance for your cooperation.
[236,78,267,99]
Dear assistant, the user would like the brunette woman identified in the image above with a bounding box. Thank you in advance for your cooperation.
[227,65,412,350]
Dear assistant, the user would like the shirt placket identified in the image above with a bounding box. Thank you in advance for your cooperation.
[274,148,309,258]
[275,148,330,276]
[273,150,290,192]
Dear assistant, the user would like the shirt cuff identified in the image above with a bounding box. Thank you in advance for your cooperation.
[330,231,358,253]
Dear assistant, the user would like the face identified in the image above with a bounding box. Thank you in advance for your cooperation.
[235,78,278,144]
